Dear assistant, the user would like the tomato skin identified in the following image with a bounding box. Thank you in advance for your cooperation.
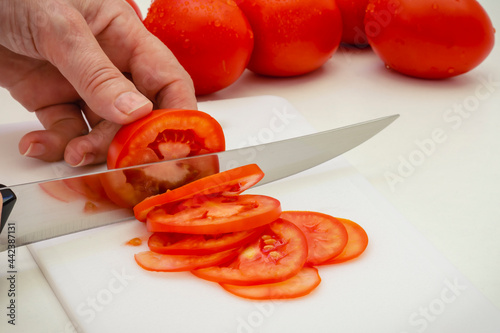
[365,0,495,79]
[134,164,264,222]
[144,0,254,95]
[191,219,308,285]
[147,194,282,234]
[280,211,348,266]
[220,266,321,300]
[235,0,342,77]
[336,0,370,45]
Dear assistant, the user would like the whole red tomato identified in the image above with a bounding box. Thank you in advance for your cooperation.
[336,0,370,45]
[235,0,343,77]
[365,0,495,79]
[144,0,254,95]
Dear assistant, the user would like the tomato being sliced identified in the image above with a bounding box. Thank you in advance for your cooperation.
[220,266,321,300]
[134,248,238,272]
[320,218,368,265]
[148,227,263,255]
[134,164,264,222]
[102,109,225,208]
[147,194,281,235]
[191,219,307,285]
[280,211,348,266]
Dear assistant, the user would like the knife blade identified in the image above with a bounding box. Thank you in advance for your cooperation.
[0,114,398,251]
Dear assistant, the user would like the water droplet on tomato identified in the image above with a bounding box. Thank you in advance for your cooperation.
[447,67,455,74]
[214,19,221,27]
[432,3,439,9]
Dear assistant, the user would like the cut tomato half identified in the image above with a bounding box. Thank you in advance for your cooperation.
[147,194,281,234]
[103,109,225,208]
[280,211,348,265]
[134,164,264,222]
[134,248,238,272]
[220,266,321,300]
[191,219,308,285]
[101,155,219,208]
[320,218,368,265]
[148,227,263,255]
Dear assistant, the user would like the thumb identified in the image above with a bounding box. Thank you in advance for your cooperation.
[40,6,152,124]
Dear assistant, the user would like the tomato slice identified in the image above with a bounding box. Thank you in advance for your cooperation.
[148,228,263,255]
[320,218,368,265]
[134,248,238,272]
[147,194,281,235]
[102,109,225,208]
[191,219,308,285]
[280,211,348,266]
[101,154,219,208]
[108,109,225,169]
[134,164,264,222]
[220,266,321,300]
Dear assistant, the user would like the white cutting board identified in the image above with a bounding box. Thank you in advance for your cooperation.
[3,96,500,333]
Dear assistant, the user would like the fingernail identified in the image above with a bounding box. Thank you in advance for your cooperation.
[114,91,151,115]
[23,142,46,157]
[67,153,95,167]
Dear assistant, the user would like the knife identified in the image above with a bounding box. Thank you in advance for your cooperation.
[0,114,398,251]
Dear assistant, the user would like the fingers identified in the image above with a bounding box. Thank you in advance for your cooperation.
[92,1,198,110]
[19,103,121,166]
[64,119,121,166]
[38,2,153,125]
[19,104,89,162]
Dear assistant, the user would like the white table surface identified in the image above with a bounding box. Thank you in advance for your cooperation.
[1,0,499,331]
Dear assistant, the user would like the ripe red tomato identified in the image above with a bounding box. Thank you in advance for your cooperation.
[365,0,495,79]
[235,0,343,77]
[134,164,264,222]
[146,194,282,234]
[143,0,254,95]
[192,219,308,285]
[280,211,348,265]
[336,0,370,45]
[220,266,321,300]
[101,109,225,208]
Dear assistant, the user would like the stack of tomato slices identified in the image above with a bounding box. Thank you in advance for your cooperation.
[132,164,369,300]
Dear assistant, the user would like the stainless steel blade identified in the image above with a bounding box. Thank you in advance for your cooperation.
[0,114,398,251]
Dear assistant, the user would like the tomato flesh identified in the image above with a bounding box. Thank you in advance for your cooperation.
[320,218,369,264]
[103,109,224,208]
[147,194,281,235]
[280,211,348,266]
[220,266,321,300]
[134,164,264,221]
[148,228,263,255]
[134,249,238,272]
[191,219,308,285]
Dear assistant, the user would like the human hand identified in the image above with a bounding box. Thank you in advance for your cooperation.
[0,0,197,166]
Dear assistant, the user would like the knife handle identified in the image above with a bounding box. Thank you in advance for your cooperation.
[0,184,16,234]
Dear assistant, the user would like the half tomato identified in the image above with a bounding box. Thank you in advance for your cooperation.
[101,109,225,208]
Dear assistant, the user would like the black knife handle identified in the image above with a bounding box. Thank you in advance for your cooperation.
[0,184,16,234]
